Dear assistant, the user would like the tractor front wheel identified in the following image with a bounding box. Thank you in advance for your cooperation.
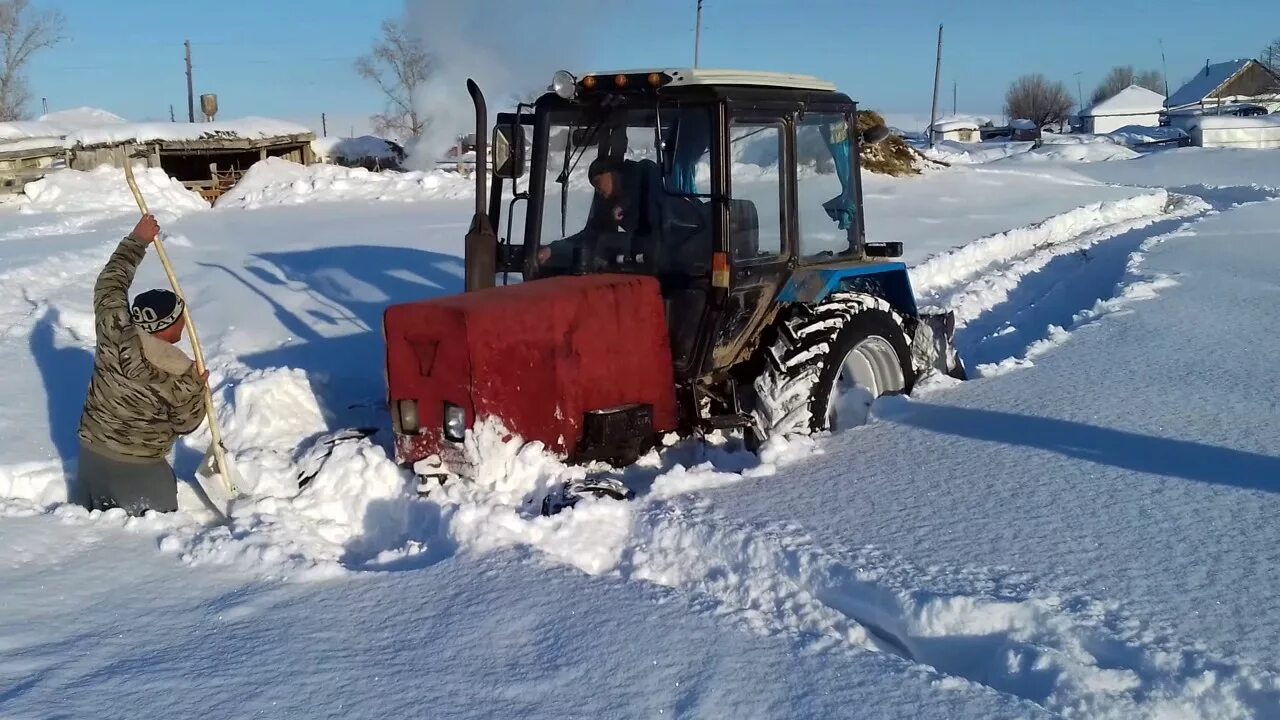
[748,293,916,445]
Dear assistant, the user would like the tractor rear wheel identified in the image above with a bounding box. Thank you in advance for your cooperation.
[749,293,916,444]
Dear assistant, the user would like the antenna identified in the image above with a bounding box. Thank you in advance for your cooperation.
[1159,38,1170,99]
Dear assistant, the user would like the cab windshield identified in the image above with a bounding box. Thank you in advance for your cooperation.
[535,106,714,279]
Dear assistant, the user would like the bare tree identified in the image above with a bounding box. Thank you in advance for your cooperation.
[1004,74,1074,129]
[0,0,65,121]
[355,20,430,140]
[1264,38,1280,73]
[1089,66,1165,105]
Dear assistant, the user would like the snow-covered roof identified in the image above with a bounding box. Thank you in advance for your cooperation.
[0,137,65,155]
[37,107,125,128]
[578,68,836,92]
[0,121,65,142]
[1167,59,1257,108]
[932,119,980,132]
[1083,85,1166,117]
[1192,115,1280,130]
[1009,119,1038,130]
[66,117,313,148]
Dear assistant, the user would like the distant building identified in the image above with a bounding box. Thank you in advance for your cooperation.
[930,116,983,144]
[1078,85,1166,134]
[0,111,315,200]
[1165,59,1280,128]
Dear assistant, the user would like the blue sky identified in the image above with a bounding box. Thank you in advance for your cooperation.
[27,0,1280,134]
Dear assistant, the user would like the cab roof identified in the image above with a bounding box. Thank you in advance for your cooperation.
[577,68,837,92]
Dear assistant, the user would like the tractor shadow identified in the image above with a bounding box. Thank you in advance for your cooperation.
[199,245,464,420]
[888,403,1280,495]
[29,308,94,503]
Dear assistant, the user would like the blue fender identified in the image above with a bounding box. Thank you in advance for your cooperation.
[777,262,919,317]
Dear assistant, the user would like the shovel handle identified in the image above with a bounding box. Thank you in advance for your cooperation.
[123,161,238,496]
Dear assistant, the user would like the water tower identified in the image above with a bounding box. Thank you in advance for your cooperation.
[200,93,219,122]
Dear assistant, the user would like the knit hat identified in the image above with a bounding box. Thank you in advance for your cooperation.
[588,156,623,181]
[130,289,185,334]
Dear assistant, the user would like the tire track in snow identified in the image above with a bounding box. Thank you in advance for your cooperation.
[911,185,1280,376]
[616,492,1280,718]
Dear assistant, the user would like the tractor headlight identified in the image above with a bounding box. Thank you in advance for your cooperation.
[551,70,577,100]
[397,399,420,434]
[443,402,467,443]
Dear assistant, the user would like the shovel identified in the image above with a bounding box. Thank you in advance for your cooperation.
[122,160,241,519]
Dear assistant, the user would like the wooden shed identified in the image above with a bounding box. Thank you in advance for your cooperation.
[66,119,316,201]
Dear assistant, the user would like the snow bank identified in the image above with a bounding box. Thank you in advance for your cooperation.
[215,158,472,208]
[18,166,209,215]
[921,140,1033,164]
[911,191,1173,297]
[1005,142,1140,163]
[66,117,311,148]
[1107,125,1189,146]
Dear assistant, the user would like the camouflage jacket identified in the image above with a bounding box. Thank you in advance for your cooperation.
[78,236,207,462]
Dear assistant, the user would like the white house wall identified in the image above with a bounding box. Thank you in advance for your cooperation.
[1090,113,1161,134]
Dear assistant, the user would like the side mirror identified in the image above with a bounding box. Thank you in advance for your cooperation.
[493,124,526,179]
[861,125,892,146]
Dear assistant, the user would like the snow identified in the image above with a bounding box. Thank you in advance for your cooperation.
[932,119,980,132]
[1082,85,1165,116]
[0,137,64,154]
[215,158,472,208]
[36,106,126,127]
[1009,119,1037,130]
[17,166,210,215]
[65,117,312,148]
[1004,142,1141,163]
[1191,115,1280,130]
[3,142,1280,717]
[1106,125,1189,146]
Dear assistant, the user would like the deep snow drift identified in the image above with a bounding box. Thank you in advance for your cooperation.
[3,147,1280,719]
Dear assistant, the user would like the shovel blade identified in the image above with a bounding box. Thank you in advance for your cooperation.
[917,311,967,380]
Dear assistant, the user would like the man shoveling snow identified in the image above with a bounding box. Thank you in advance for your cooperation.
[76,214,208,515]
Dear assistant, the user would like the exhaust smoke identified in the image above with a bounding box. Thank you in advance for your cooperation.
[401,0,608,170]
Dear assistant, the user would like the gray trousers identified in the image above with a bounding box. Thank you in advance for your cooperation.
[76,443,178,516]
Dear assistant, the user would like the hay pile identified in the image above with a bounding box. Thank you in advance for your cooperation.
[858,111,924,176]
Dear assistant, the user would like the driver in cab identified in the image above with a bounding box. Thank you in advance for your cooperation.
[537,156,645,268]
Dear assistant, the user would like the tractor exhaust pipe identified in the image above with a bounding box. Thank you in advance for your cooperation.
[464,78,497,292]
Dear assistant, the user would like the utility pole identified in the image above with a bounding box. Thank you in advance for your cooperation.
[694,0,703,68]
[1074,71,1083,110]
[41,97,48,115]
[321,113,328,137]
[169,104,175,122]
[928,24,943,148]
[185,40,195,123]
[952,81,957,115]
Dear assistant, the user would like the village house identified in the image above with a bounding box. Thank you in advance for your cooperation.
[1165,59,1280,127]
[1077,85,1166,134]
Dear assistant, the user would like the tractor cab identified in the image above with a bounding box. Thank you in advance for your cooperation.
[384,70,959,480]
[486,69,901,377]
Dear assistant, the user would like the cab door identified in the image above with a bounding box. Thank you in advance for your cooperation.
[710,107,795,370]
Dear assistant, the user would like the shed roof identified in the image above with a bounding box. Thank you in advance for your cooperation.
[1084,85,1166,116]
